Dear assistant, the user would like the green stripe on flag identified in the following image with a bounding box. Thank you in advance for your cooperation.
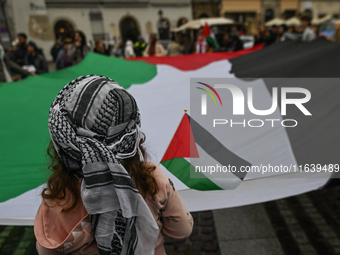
[206,36,220,49]
[0,53,157,203]
[161,158,222,191]
[36,52,158,89]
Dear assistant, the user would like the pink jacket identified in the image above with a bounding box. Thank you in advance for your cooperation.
[34,165,193,255]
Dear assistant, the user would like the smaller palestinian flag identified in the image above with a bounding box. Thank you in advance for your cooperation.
[203,23,220,49]
[160,113,251,191]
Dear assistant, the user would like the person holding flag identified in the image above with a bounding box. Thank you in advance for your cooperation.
[203,23,220,51]
[195,24,220,53]
[194,28,207,53]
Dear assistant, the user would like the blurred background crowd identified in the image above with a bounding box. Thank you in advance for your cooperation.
[0,0,339,83]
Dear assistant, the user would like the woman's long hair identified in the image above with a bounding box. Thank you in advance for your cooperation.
[42,137,158,212]
[75,30,87,47]
[94,39,105,54]
[147,34,157,56]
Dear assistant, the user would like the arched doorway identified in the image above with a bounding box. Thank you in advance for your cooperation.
[54,20,74,41]
[120,16,140,43]
[177,17,188,27]
[199,13,209,18]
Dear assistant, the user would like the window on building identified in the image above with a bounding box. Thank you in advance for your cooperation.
[110,23,117,38]
[224,12,256,34]
[304,9,313,17]
[284,10,296,19]
[90,11,106,41]
[120,17,140,43]
[146,22,153,35]
[264,9,274,22]
[54,20,74,41]
[177,18,188,27]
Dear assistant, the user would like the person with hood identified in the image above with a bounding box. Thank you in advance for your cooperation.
[34,75,193,255]
[25,41,49,74]
[143,34,165,57]
[68,30,91,64]
[124,40,136,58]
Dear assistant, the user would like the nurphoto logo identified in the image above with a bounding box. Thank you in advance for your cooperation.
[196,81,312,128]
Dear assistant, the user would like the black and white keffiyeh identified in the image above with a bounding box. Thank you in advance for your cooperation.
[48,75,159,254]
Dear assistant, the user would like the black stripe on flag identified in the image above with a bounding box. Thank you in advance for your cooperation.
[189,115,251,180]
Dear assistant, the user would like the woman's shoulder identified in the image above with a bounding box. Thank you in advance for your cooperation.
[144,163,176,205]
[147,162,171,185]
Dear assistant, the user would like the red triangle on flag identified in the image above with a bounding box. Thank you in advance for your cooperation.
[161,113,199,162]
[203,23,211,38]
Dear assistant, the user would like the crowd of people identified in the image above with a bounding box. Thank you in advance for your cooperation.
[255,15,340,47]
[1,14,339,83]
[0,32,49,83]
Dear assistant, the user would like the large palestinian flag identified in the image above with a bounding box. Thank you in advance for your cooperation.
[0,39,339,225]
[160,113,250,191]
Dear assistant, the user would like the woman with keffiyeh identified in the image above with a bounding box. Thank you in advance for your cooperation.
[34,75,193,255]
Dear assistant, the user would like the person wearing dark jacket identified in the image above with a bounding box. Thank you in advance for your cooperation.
[0,44,30,82]
[50,37,63,62]
[10,33,28,66]
[25,41,49,74]
[229,35,244,52]
[68,30,90,64]
[265,25,278,46]
[55,40,73,70]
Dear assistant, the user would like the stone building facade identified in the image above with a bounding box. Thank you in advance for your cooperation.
[0,0,192,60]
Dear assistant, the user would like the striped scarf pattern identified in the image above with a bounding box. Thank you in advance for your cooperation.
[48,75,159,254]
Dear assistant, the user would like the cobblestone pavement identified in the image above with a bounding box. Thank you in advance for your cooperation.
[2,183,340,255]
[164,211,220,255]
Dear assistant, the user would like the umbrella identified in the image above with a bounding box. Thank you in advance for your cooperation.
[284,16,301,26]
[172,17,234,32]
[265,17,285,27]
[312,14,332,25]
